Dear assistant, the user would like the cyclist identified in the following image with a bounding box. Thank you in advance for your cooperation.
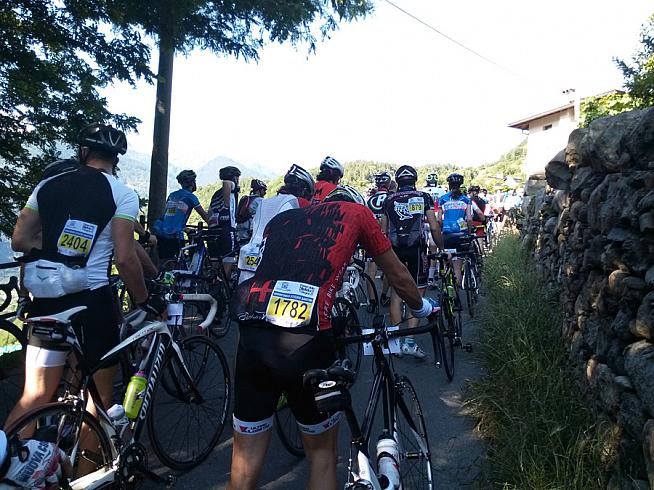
[312,156,344,203]
[380,165,443,358]
[237,165,314,283]
[154,169,210,260]
[208,165,241,276]
[235,179,267,244]
[0,429,73,488]
[228,185,439,490]
[438,173,473,287]
[366,171,393,307]
[7,123,163,428]
[421,173,446,288]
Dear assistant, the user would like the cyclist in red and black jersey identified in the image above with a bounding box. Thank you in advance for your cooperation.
[311,156,344,204]
[228,185,439,490]
[381,165,443,358]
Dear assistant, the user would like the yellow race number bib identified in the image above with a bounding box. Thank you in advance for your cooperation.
[265,281,319,328]
[57,219,97,257]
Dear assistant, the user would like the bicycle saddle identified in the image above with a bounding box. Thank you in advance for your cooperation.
[303,359,355,390]
[27,306,87,324]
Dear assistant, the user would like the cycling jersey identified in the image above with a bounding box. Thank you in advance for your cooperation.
[421,186,446,209]
[383,189,434,248]
[367,190,389,219]
[439,192,471,234]
[231,201,391,333]
[208,183,238,229]
[23,166,138,295]
[159,188,200,239]
[238,194,300,283]
[1,438,69,489]
[312,181,337,204]
[236,195,263,243]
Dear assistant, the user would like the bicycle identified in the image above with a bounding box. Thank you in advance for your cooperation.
[304,317,439,489]
[4,293,230,489]
[340,257,380,327]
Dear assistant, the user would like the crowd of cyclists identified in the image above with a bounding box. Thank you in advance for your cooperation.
[0,122,518,488]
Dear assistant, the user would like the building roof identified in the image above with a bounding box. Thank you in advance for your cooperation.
[508,102,573,130]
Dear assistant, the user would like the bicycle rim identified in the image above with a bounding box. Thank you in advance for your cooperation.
[148,335,230,470]
[432,315,454,381]
[393,376,433,489]
[5,402,113,482]
[0,320,25,426]
[332,298,362,377]
[274,396,305,458]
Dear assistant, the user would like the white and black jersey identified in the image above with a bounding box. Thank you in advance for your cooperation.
[25,165,139,290]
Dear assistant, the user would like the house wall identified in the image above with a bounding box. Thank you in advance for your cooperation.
[524,107,576,176]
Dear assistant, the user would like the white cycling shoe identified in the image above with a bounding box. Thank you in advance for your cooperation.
[400,337,426,359]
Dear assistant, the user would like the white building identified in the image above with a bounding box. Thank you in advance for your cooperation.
[508,101,578,177]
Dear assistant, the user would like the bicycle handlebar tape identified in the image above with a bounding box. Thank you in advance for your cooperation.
[411,297,439,318]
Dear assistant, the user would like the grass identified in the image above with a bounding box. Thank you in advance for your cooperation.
[467,234,609,489]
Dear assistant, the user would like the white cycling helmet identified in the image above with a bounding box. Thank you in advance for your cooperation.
[0,430,7,466]
[324,185,366,206]
[284,164,316,198]
[320,156,344,178]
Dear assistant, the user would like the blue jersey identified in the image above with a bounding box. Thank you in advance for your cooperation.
[160,189,200,238]
[439,192,471,234]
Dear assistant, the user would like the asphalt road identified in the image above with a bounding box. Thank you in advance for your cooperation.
[144,288,486,489]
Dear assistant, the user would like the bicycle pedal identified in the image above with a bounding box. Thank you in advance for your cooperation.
[166,475,177,488]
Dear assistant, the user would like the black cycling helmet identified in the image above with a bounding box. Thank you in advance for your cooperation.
[469,185,481,193]
[219,166,241,182]
[250,179,267,192]
[78,123,127,155]
[374,171,391,188]
[319,156,344,178]
[426,173,438,186]
[395,165,418,186]
[284,164,315,199]
[446,173,464,187]
[42,159,80,180]
[176,169,197,186]
[323,185,366,205]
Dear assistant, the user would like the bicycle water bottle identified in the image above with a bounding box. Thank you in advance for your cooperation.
[107,404,133,444]
[123,371,147,419]
[376,432,400,489]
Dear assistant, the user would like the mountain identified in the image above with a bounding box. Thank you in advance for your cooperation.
[195,156,279,186]
[116,152,182,198]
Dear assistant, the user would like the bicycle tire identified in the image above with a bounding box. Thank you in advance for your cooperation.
[0,319,26,426]
[430,314,454,381]
[393,376,433,490]
[332,298,362,377]
[274,394,305,458]
[5,402,113,481]
[148,335,230,470]
[208,280,232,339]
[355,272,379,327]
[463,263,475,318]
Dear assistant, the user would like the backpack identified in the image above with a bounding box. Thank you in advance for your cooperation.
[235,195,253,224]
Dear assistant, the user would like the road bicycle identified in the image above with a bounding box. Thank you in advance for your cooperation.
[304,317,439,489]
[4,293,230,489]
[339,257,380,329]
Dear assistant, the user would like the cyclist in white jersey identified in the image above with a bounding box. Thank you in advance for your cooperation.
[238,165,315,283]
[421,173,446,287]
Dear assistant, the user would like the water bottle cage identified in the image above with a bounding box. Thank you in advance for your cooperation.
[314,382,351,413]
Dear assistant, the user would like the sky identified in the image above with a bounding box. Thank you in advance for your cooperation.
[105,0,653,175]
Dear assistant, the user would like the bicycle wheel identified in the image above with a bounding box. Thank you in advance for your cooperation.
[430,314,453,381]
[0,319,26,426]
[148,335,230,470]
[332,298,362,377]
[5,402,113,481]
[274,394,305,458]
[208,279,232,338]
[355,272,379,327]
[393,376,433,490]
[463,262,475,318]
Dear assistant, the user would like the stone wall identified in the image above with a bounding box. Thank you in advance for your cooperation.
[520,106,654,489]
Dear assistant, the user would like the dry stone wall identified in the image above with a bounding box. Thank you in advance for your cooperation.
[520,106,654,489]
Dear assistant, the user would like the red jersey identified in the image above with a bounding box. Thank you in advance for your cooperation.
[312,181,337,204]
[232,202,391,332]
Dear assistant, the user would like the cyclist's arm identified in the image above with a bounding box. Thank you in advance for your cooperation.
[222,180,233,210]
[11,208,42,253]
[379,215,388,235]
[373,249,422,310]
[425,209,444,249]
[135,241,158,279]
[113,218,148,304]
[465,203,474,231]
[194,205,210,223]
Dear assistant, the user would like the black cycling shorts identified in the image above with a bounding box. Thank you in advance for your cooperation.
[443,232,472,254]
[207,227,237,259]
[27,286,120,369]
[156,236,182,260]
[392,244,428,288]
[233,323,337,426]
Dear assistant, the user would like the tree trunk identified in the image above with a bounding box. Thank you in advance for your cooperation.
[147,32,175,226]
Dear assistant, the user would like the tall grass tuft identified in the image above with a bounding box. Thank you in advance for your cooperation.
[467,235,608,489]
